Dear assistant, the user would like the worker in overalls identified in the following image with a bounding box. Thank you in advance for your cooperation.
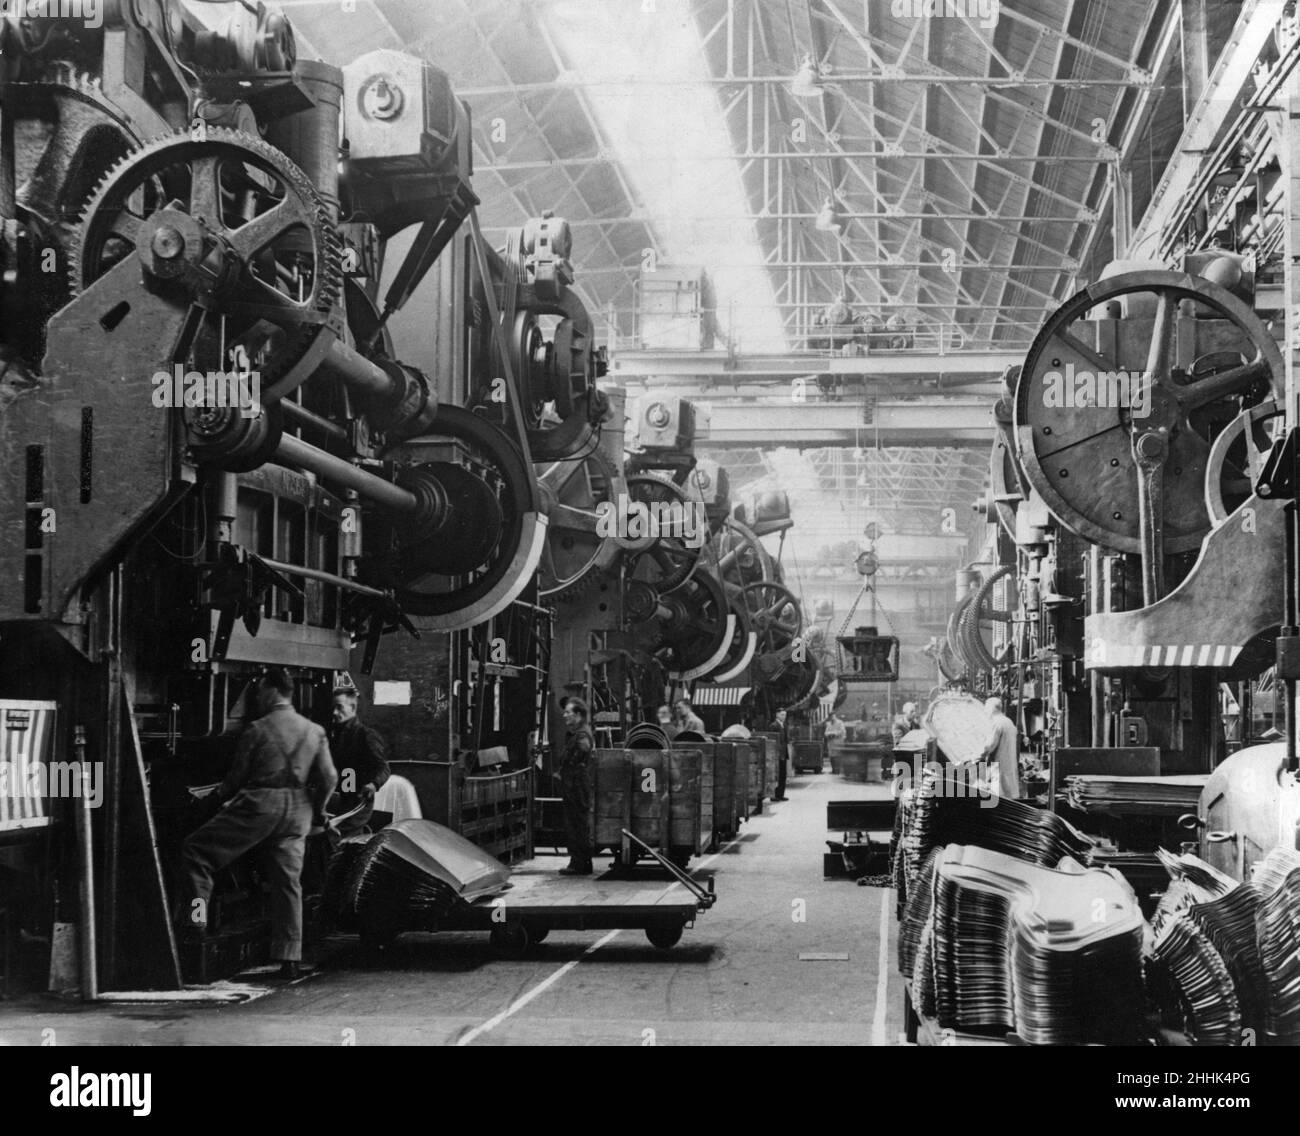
[328,687,390,837]
[180,668,337,979]
[558,697,595,876]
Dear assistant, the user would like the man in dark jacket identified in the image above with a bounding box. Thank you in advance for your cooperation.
[181,668,336,979]
[328,688,391,836]
[768,708,790,801]
[559,697,595,876]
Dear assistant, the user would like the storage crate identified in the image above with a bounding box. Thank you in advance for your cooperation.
[388,760,533,864]
[792,740,824,774]
[711,741,750,839]
[674,740,714,850]
[591,748,706,864]
[745,735,771,814]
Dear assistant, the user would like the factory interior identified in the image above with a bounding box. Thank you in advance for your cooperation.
[3,0,1300,1067]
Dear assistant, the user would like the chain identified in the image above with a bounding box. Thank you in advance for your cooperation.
[836,579,896,639]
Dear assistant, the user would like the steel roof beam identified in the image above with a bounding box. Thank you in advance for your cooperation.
[1127,0,1286,257]
[609,348,1019,378]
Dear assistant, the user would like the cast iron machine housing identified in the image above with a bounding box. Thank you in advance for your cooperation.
[0,6,607,989]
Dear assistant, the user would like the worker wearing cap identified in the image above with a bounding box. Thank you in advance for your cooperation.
[892,702,920,745]
[559,697,595,876]
[327,688,391,837]
[181,668,336,980]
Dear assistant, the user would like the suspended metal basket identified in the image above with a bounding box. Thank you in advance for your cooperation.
[836,624,900,683]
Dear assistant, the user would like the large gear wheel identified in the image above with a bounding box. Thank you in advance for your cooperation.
[70,128,342,400]
[623,471,706,593]
[365,405,545,632]
[630,571,735,681]
[1205,399,1283,524]
[2,70,146,362]
[709,516,774,595]
[536,445,626,601]
[741,580,804,660]
[1013,271,1282,556]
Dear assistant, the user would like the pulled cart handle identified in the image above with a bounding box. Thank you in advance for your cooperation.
[620,829,717,908]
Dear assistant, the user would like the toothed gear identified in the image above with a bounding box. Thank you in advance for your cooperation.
[69,128,342,397]
[7,67,144,231]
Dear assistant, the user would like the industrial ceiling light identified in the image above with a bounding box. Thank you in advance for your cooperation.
[815,195,845,233]
[790,54,823,99]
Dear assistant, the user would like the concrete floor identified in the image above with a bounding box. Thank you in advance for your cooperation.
[0,768,903,1046]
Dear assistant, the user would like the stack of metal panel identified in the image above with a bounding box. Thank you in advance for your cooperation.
[1257,856,1300,1043]
[1064,774,1207,816]
[927,845,1145,1043]
[1149,915,1244,1045]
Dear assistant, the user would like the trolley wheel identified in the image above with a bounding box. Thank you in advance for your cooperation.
[646,922,684,950]
[668,849,692,872]
[489,923,532,959]
[525,921,550,944]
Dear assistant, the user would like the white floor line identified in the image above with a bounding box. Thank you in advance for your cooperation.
[870,885,891,1045]
[457,929,622,1045]
[457,832,746,1045]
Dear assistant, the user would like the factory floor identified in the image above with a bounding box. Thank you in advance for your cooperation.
[0,769,904,1046]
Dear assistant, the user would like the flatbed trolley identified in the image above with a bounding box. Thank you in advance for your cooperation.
[358,831,717,958]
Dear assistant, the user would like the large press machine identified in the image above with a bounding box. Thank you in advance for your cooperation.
[944,249,1300,884]
[0,1,827,993]
[0,0,619,991]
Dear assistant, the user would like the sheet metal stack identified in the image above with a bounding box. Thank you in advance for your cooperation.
[1253,848,1300,1043]
[931,846,1016,1034]
[1063,774,1207,816]
[1147,851,1277,1046]
[1188,888,1265,1027]
[336,819,512,937]
[924,844,1145,1043]
[898,845,943,979]
[900,765,1090,885]
[1152,850,1235,928]
[1148,916,1243,1046]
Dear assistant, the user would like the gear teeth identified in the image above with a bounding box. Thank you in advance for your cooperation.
[69,128,345,386]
